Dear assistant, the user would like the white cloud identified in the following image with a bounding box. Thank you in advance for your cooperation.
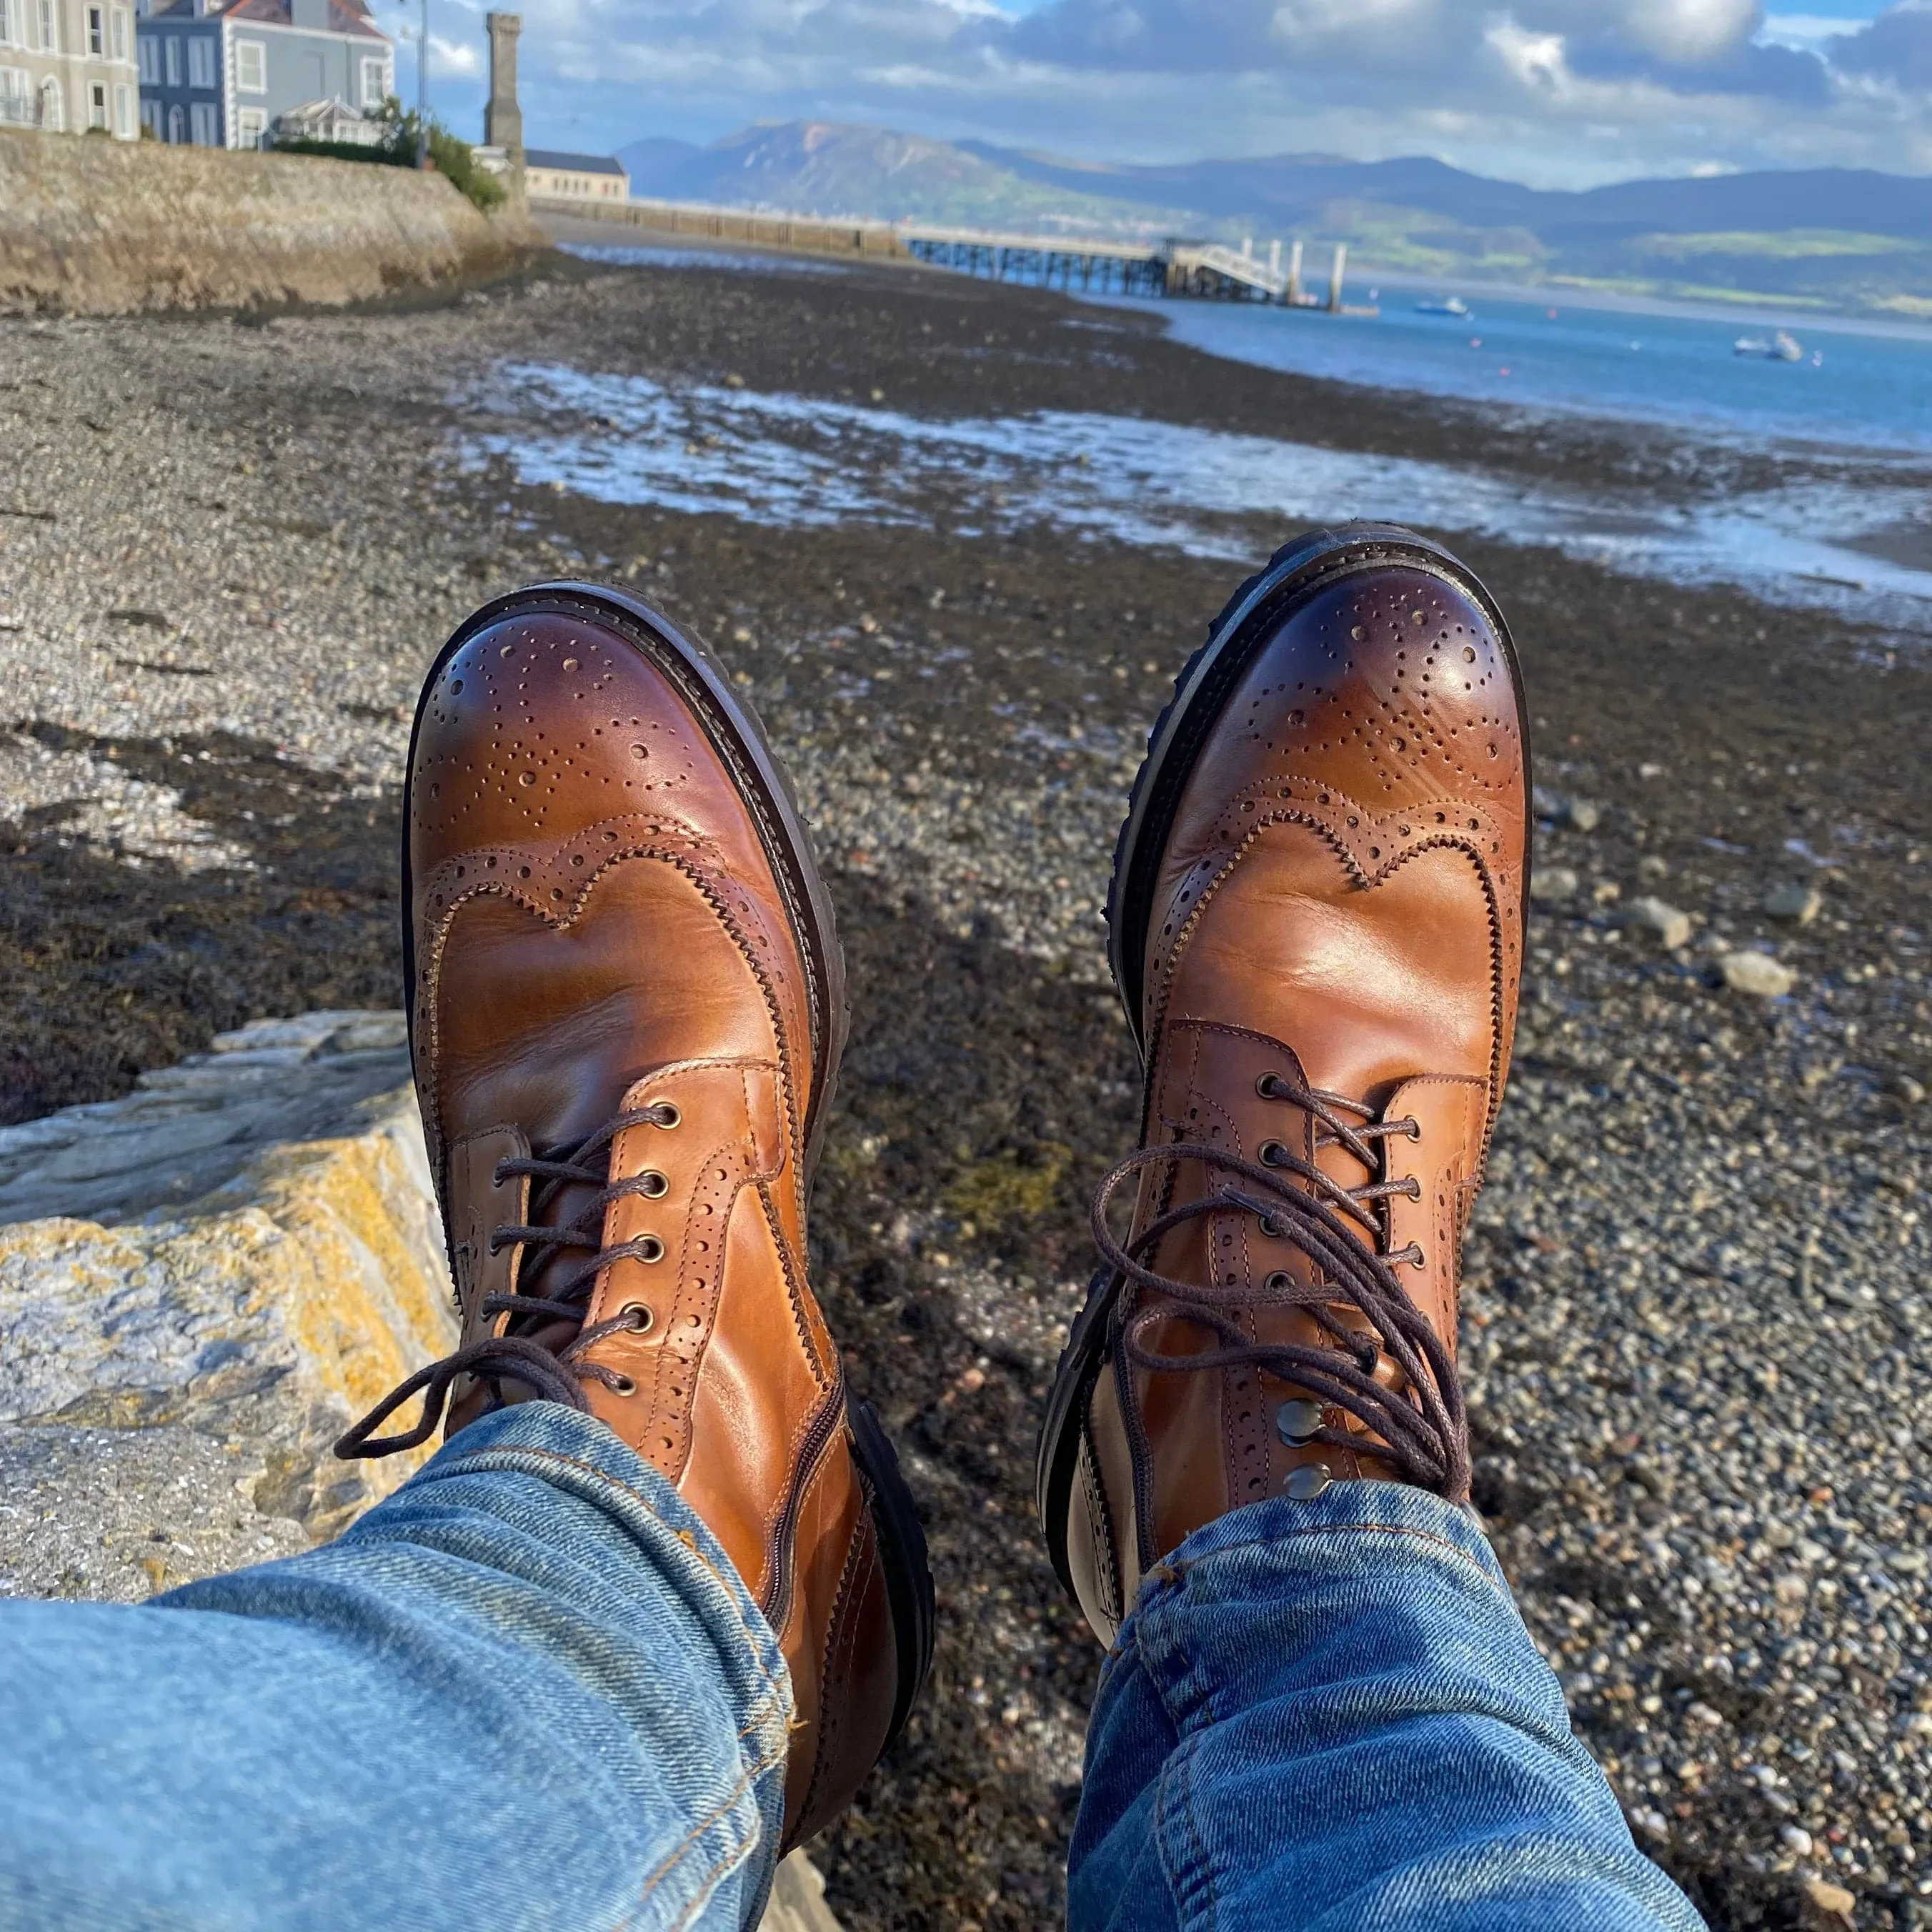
[427,31,481,75]
[438,0,1919,186]
[1485,16,1573,94]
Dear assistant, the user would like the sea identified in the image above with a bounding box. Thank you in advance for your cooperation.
[1135,287,1932,460]
[528,243,1932,637]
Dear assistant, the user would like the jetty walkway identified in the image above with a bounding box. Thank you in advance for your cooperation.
[535,194,1372,309]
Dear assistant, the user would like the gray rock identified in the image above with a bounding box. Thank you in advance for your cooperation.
[1530,866,1580,904]
[1531,786,1600,832]
[1765,882,1823,924]
[0,1012,412,1225]
[1614,895,1692,950]
[1718,950,1797,997]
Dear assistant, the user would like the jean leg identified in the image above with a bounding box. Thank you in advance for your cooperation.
[0,1402,791,1932]
[1068,1485,1703,1932]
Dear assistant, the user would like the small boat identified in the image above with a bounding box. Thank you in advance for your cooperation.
[1735,330,1804,361]
[1416,295,1471,317]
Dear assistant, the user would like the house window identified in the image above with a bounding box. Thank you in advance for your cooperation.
[0,1,15,51]
[114,77,129,130]
[166,99,180,139]
[139,94,155,133]
[188,96,213,141]
[39,70,61,124]
[36,0,54,49]
[110,6,126,57]
[234,102,262,144]
[86,5,101,53]
[163,31,178,81]
[88,79,104,124]
[359,53,382,107]
[233,35,262,89]
[0,67,28,126]
[136,32,154,79]
[186,32,211,84]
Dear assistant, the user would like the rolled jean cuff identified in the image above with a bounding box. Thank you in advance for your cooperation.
[1137,1479,1512,1623]
[363,1399,796,1732]
[153,1400,795,1931]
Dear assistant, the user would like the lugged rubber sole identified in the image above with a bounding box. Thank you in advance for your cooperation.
[847,1394,937,1749]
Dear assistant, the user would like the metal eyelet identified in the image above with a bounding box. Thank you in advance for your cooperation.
[637,1235,665,1264]
[1285,1463,1332,1501]
[653,1103,681,1129]
[620,1302,653,1333]
[1255,1072,1285,1098]
[1263,1270,1292,1294]
[1259,1140,1288,1167]
[609,1373,638,1397]
[1277,1398,1323,1445]
[1259,1214,1285,1239]
[638,1170,669,1199]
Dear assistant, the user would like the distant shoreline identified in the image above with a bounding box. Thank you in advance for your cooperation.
[1333,266,1932,344]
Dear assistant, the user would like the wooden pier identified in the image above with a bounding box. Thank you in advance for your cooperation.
[533,194,1375,311]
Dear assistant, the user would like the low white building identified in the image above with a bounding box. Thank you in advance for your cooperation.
[0,0,140,138]
[524,148,626,202]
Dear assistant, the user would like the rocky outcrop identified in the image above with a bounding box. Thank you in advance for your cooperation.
[0,1010,454,1543]
[0,1011,840,1926]
[0,130,538,316]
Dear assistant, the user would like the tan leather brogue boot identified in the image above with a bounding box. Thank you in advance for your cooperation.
[1038,524,1528,1645]
[339,582,932,1846]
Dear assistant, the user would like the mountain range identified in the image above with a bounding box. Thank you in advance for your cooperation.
[613,121,1932,318]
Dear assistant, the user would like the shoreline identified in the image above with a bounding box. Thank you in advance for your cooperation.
[0,254,1928,1931]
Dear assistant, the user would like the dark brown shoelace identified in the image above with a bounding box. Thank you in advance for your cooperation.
[335,1102,680,1461]
[1090,1075,1471,1501]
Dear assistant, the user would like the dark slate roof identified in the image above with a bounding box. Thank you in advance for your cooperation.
[524,150,626,176]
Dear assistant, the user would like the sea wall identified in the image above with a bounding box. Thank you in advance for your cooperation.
[533,191,909,261]
[0,129,538,315]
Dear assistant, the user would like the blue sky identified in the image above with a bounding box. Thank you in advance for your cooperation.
[367,0,1928,190]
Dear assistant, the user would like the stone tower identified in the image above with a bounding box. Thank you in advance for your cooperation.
[484,12,523,164]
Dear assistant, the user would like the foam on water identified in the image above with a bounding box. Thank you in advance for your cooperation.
[464,362,1932,630]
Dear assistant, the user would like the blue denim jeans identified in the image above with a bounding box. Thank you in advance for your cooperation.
[0,1403,1701,1931]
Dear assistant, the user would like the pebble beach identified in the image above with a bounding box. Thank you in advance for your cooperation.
[1,245,1929,1930]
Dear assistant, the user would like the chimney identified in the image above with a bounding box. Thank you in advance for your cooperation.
[1285,238,1303,305]
[1328,242,1347,313]
[484,11,522,165]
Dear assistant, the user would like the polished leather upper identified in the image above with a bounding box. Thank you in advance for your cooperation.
[1070,563,1528,1643]
[409,604,892,1841]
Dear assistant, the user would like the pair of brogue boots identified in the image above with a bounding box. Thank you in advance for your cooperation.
[341,524,1528,1846]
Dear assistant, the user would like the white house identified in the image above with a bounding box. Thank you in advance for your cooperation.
[0,0,140,138]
